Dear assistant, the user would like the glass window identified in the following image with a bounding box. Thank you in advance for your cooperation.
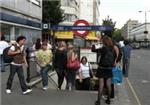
[64,14,77,22]
[1,24,11,41]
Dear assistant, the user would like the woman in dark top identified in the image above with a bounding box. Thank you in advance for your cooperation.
[54,41,67,89]
[92,36,115,105]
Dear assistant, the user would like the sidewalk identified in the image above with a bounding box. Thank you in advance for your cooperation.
[1,66,136,105]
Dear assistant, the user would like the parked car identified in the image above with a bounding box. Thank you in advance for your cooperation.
[131,43,140,49]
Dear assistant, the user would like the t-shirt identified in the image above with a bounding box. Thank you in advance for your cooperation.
[36,49,53,67]
[79,62,92,79]
[10,44,24,52]
[123,45,132,59]
[0,41,9,54]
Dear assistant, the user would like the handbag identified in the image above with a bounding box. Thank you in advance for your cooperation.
[112,66,123,84]
[88,63,93,78]
[67,58,80,70]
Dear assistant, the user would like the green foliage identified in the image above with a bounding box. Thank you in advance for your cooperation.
[102,16,116,38]
[113,29,124,41]
[42,0,65,26]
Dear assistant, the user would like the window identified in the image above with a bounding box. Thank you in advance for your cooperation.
[64,14,77,22]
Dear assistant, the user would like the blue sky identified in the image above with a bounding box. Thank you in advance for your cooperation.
[100,0,150,28]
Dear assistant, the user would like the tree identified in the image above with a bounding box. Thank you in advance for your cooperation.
[102,16,116,38]
[113,29,124,41]
[42,0,65,44]
[42,0,65,26]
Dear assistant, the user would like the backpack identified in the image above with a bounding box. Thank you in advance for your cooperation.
[100,45,115,67]
[3,46,14,63]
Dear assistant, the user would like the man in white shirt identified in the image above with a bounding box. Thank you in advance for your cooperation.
[0,36,9,72]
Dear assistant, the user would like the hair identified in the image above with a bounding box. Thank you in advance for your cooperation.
[1,36,5,41]
[68,44,74,50]
[42,41,47,46]
[102,36,113,47]
[81,56,88,63]
[59,41,67,48]
[42,39,48,43]
[16,36,26,43]
[124,39,129,45]
[35,38,41,50]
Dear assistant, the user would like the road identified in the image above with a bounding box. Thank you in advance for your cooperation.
[1,49,147,105]
[129,49,150,105]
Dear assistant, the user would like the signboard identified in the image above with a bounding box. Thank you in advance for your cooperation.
[80,48,97,63]
[73,20,89,37]
[42,23,50,29]
[51,25,113,31]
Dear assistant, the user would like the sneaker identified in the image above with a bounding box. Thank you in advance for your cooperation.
[102,95,108,100]
[105,99,111,104]
[42,86,49,91]
[95,100,100,105]
[23,89,32,95]
[117,83,121,85]
[6,89,12,94]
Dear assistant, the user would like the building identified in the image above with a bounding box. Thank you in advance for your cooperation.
[79,0,100,25]
[54,0,79,40]
[0,0,42,44]
[61,0,79,25]
[121,19,139,39]
[93,0,101,25]
[55,0,100,42]
[130,23,150,41]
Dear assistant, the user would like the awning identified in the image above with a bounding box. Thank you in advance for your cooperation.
[55,31,98,40]
[55,31,73,39]
[86,31,98,40]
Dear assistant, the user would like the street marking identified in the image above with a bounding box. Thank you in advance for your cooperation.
[141,80,149,84]
[126,78,142,105]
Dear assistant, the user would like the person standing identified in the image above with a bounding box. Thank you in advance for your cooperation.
[0,36,9,72]
[54,41,67,90]
[35,42,53,90]
[66,44,79,91]
[6,36,32,95]
[122,40,132,77]
[31,38,42,74]
[92,36,115,105]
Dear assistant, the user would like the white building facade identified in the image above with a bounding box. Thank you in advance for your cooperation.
[61,0,101,25]
[0,0,42,44]
[61,0,79,25]
[93,0,101,25]
[79,0,100,25]
[121,20,139,39]
[130,23,150,41]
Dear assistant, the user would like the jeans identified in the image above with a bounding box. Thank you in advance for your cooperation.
[66,69,76,90]
[40,65,51,87]
[123,58,130,77]
[6,64,28,92]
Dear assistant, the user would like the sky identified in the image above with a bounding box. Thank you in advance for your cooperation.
[100,0,150,29]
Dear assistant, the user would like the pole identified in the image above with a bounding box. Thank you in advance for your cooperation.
[145,11,148,39]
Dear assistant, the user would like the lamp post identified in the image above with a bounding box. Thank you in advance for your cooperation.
[139,10,150,40]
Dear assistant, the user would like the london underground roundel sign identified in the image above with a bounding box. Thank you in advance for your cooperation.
[73,20,89,37]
